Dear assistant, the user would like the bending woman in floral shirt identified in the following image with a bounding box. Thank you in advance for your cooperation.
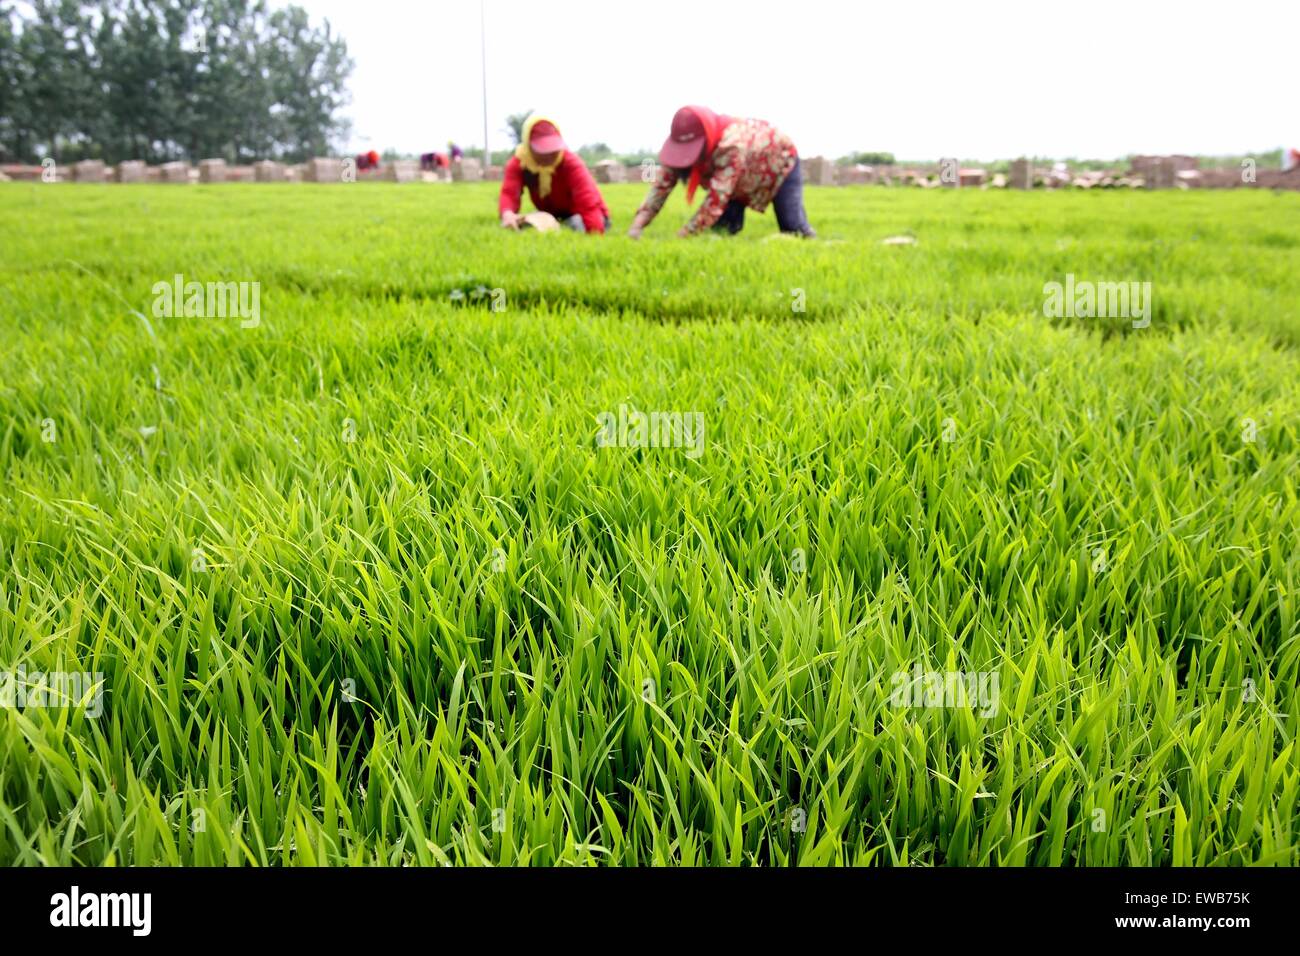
[628,106,815,239]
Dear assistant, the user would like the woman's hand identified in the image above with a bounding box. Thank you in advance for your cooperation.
[627,211,649,239]
[500,210,521,230]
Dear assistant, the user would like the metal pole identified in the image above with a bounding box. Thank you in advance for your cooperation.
[481,0,489,168]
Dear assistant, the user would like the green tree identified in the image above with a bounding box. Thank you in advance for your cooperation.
[0,4,18,161]
[504,109,532,146]
[0,0,353,164]
[9,0,97,162]
[264,3,354,161]
[577,142,612,164]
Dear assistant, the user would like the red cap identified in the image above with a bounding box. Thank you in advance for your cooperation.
[528,121,565,154]
[659,108,706,168]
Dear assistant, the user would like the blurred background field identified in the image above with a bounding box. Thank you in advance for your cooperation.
[5,183,1299,339]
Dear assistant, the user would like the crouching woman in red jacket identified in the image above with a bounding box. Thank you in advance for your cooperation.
[499,114,610,234]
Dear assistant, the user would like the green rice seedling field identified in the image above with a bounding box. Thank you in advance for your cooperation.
[1,182,1298,865]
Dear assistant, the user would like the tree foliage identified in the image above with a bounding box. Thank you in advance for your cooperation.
[0,0,353,164]
[503,109,532,147]
[837,151,895,167]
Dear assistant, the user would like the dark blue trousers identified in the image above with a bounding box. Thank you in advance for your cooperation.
[712,157,814,236]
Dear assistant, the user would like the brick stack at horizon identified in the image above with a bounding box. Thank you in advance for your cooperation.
[959,168,987,187]
[73,160,106,183]
[1130,154,1198,177]
[384,160,419,183]
[1146,158,1176,190]
[1009,158,1032,189]
[593,160,626,184]
[802,156,836,186]
[199,158,227,183]
[0,165,44,181]
[159,161,190,184]
[451,157,483,182]
[1259,167,1300,189]
[835,165,877,185]
[1196,169,1241,189]
[254,160,285,182]
[305,157,345,183]
[115,160,146,183]
[627,163,656,185]
[1130,155,1194,189]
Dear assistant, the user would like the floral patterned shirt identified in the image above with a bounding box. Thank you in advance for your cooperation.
[637,118,798,234]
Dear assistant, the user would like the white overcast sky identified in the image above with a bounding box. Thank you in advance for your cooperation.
[293,0,1297,161]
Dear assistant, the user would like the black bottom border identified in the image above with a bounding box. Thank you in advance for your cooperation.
[1,866,1293,943]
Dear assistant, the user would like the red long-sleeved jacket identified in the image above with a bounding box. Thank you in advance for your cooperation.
[498,151,609,233]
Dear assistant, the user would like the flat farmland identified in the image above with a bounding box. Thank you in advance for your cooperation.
[0,182,1297,865]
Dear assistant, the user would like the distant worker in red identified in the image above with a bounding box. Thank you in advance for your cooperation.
[499,114,610,234]
[420,151,450,172]
[628,106,815,239]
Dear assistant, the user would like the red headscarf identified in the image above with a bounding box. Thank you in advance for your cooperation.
[680,105,732,205]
